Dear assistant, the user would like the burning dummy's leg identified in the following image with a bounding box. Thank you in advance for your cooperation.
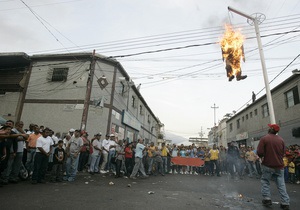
[225,64,235,81]
[235,69,247,81]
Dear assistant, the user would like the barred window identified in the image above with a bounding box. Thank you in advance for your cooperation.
[52,68,68,81]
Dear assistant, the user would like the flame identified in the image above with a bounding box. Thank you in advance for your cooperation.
[220,24,246,81]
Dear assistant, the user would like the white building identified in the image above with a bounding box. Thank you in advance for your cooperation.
[0,52,163,144]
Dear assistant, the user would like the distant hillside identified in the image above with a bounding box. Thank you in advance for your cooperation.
[164,131,189,144]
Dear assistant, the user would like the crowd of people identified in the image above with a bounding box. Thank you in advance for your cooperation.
[0,120,299,188]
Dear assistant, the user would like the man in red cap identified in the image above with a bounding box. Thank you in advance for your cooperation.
[257,124,290,210]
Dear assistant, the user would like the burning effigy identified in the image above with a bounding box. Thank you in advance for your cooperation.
[220,24,247,81]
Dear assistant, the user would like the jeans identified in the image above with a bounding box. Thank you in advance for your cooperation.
[154,160,164,175]
[89,154,101,173]
[107,150,116,172]
[2,152,23,180]
[147,157,154,173]
[162,156,168,173]
[32,152,48,181]
[26,149,36,173]
[131,157,147,177]
[66,154,79,179]
[247,160,258,177]
[261,165,290,205]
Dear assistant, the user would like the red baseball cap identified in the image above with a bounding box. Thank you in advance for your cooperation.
[268,124,280,132]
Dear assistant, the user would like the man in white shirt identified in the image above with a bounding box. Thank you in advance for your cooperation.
[130,139,149,179]
[32,128,53,184]
[107,134,117,173]
[100,134,110,173]
[89,133,102,174]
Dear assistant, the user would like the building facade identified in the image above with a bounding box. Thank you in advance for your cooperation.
[226,73,300,148]
[0,52,162,143]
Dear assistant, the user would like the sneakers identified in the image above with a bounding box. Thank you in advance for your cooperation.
[100,170,107,174]
[129,176,137,179]
[280,204,290,210]
[67,177,75,182]
[296,181,300,184]
[262,199,272,207]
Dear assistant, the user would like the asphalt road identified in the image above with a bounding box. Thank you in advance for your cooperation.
[0,172,298,210]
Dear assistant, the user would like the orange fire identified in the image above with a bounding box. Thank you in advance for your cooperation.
[220,24,247,81]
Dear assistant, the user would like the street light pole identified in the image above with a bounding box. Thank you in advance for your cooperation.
[211,103,219,126]
[228,6,276,124]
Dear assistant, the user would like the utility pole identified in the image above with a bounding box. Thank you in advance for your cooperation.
[198,127,205,141]
[81,50,96,131]
[211,103,219,126]
[228,6,276,124]
[211,103,219,145]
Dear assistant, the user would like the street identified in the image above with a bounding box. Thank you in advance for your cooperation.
[0,172,298,210]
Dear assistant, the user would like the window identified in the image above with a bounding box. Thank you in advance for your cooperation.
[120,82,125,96]
[262,103,269,118]
[132,96,136,108]
[51,68,68,81]
[237,119,240,129]
[250,112,253,118]
[242,116,244,122]
[285,86,299,108]
[246,114,248,120]
[254,109,258,116]
[148,115,151,123]
[229,123,233,132]
[139,105,143,115]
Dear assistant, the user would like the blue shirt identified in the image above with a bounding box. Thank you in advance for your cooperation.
[135,143,145,158]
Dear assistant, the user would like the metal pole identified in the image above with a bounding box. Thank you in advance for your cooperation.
[228,7,276,124]
[211,103,219,126]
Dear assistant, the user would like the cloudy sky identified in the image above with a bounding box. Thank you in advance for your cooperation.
[1,0,300,139]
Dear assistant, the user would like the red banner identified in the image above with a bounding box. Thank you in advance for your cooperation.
[171,157,204,166]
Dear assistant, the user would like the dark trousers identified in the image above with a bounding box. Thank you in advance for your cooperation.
[210,160,220,175]
[51,164,63,181]
[125,158,133,177]
[32,153,48,181]
[116,159,122,177]
[78,151,89,171]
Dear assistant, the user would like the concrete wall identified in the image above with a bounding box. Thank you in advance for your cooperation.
[0,92,20,121]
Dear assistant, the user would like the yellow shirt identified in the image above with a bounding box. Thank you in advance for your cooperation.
[283,157,288,167]
[288,162,295,174]
[147,146,155,158]
[209,149,219,160]
[204,152,210,161]
[161,147,168,157]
